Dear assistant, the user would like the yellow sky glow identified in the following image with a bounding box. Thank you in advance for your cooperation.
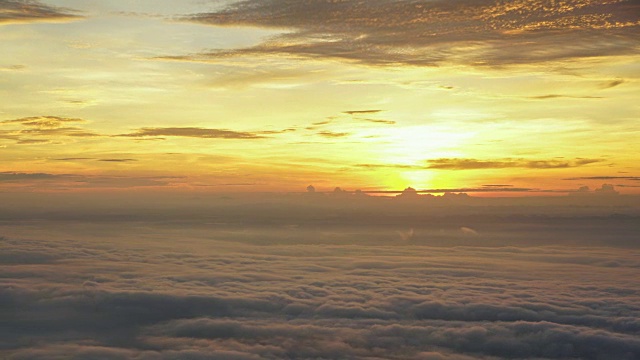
[1,0,639,195]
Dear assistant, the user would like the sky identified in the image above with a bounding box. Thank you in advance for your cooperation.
[1,0,639,194]
[2,2,640,357]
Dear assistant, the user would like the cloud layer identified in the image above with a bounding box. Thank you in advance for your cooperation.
[173,0,640,66]
[1,220,639,359]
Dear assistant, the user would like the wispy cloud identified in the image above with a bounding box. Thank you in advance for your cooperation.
[357,158,603,171]
[16,138,50,144]
[17,127,99,138]
[99,158,138,163]
[343,110,383,115]
[427,158,603,170]
[316,130,350,138]
[0,0,81,25]
[527,94,604,100]
[175,0,639,67]
[0,171,58,181]
[53,157,96,161]
[342,110,396,125]
[364,187,536,194]
[117,127,269,140]
[565,176,640,181]
[601,79,625,89]
[0,116,295,144]
[0,64,26,71]
[52,157,138,163]
[356,163,421,170]
[359,118,396,125]
[0,171,180,188]
[1,116,86,129]
[0,116,100,144]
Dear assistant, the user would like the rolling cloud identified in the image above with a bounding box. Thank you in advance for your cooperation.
[172,0,640,67]
[2,224,639,359]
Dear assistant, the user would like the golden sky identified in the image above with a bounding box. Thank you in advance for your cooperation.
[1,0,639,194]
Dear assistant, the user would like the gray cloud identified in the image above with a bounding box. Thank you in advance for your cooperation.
[2,224,640,359]
[0,0,81,25]
[173,0,640,67]
[427,158,602,170]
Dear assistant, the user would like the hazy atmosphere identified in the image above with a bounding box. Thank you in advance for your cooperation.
[1,0,639,359]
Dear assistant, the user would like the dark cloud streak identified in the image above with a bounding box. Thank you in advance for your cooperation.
[0,0,81,25]
[527,94,604,100]
[343,110,383,115]
[316,130,350,138]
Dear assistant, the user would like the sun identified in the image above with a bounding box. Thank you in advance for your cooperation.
[354,125,475,190]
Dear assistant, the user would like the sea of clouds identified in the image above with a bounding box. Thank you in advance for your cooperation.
[1,220,639,359]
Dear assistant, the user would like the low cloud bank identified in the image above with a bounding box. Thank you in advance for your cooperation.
[1,225,639,359]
